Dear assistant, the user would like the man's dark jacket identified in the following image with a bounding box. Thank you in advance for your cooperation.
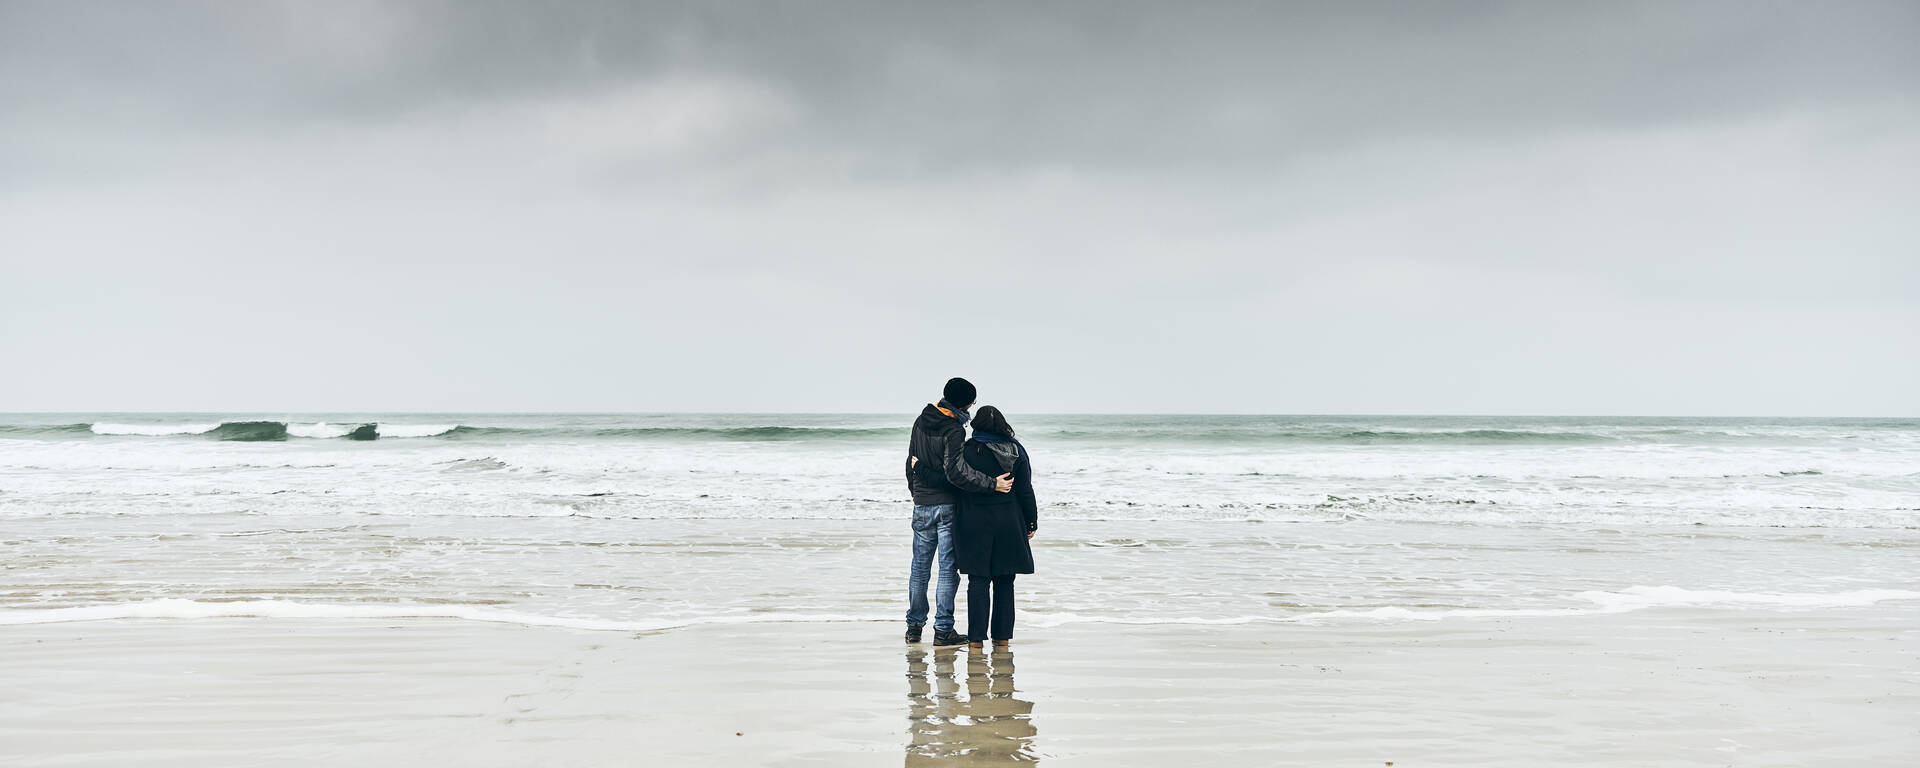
[906,404,997,505]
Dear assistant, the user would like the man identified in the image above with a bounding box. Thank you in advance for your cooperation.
[905,377,1014,646]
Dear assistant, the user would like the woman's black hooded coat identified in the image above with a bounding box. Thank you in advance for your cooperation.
[952,438,1036,576]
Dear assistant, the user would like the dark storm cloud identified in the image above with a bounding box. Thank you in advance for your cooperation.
[4,0,1916,177]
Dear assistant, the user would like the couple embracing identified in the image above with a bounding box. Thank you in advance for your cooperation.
[903,377,1039,650]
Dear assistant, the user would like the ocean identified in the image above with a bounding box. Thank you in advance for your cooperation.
[3,413,1916,632]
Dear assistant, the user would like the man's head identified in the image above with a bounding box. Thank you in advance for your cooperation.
[942,377,977,410]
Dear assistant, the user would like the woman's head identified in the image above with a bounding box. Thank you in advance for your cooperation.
[972,406,1015,439]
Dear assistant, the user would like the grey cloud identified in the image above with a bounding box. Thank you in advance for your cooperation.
[5,1,1916,176]
[1,1,1915,414]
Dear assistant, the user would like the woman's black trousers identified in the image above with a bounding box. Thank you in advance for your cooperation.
[966,573,1015,641]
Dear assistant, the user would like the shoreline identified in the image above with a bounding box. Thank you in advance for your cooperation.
[5,580,1920,632]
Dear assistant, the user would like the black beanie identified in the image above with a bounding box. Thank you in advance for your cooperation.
[943,377,977,408]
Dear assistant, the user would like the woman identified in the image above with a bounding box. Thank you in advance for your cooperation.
[952,406,1037,649]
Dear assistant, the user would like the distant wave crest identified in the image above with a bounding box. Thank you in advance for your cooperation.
[375,423,459,438]
[445,425,902,440]
[1047,427,1620,444]
[1339,429,1613,443]
[80,421,456,441]
[92,422,222,436]
[0,418,1901,447]
[22,421,881,443]
[0,423,96,436]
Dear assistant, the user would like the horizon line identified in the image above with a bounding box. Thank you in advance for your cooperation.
[2,410,1915,420]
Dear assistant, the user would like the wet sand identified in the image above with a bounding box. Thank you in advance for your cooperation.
[1,609,1914,766]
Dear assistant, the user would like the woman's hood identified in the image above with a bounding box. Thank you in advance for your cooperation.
[980,440,1022,472]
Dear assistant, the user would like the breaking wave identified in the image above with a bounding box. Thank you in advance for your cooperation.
[0,423,96,436]
[205,421,290,441]
[83,421,456,441]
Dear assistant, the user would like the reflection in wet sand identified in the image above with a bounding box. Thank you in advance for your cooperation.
[905,647,1039,765]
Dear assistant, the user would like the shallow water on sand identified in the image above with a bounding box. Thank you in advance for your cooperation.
[4,516,1919,633]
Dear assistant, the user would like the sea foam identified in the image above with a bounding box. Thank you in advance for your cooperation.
[1573,585,1920,611]
[7,588,1913,633]
[286,422,353,439]
[0,599,890,632]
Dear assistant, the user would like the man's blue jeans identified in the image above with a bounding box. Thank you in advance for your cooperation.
[906,504,957,632]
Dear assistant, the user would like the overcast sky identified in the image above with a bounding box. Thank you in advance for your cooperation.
[2,1,1915,415]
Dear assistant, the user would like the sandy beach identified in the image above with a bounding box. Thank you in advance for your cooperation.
[3,605,1913,767]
